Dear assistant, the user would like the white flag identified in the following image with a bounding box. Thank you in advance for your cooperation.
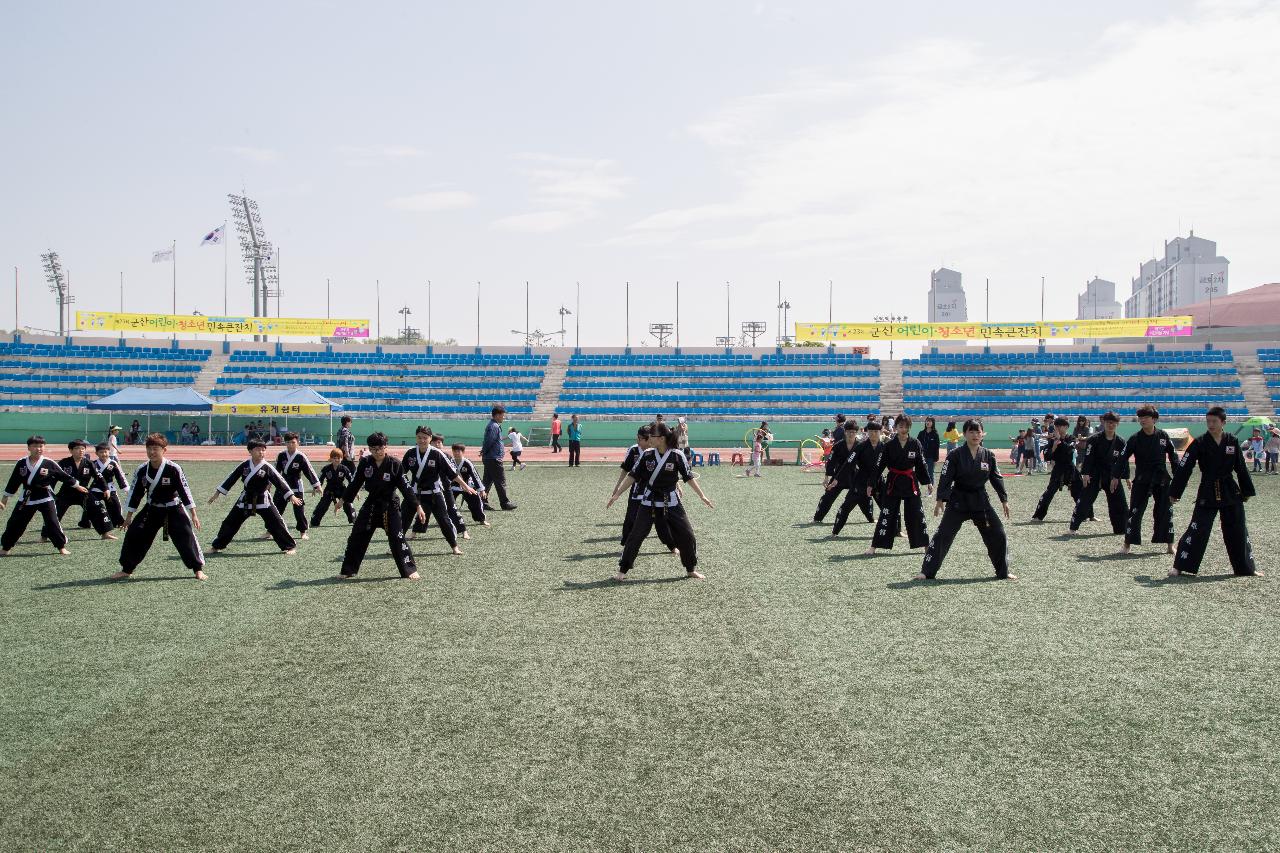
[152,248,174,263]
[199,226,224,246]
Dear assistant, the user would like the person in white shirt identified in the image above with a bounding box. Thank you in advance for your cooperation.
[506,427,527,470]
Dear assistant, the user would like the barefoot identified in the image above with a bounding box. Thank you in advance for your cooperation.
[283,548,297,555]
[406,532,417,540]
[57,548,70,555]
[210,546,223,553]
[1166,545,1174,555]
[336,573,353,580]
[110,571,131,580]
[670,547,680,556]
[406,571,421,580]
[865,547,877,555]
[1254,570,1266,577]
[686,570,705,580]
[462,530,471,540]
[1002,573,1019,581]
[1167,567,1181,578]
[1120,544,1131,554]
[194,570,208,581]
[300,532,309,540]
[482,521,491,527]
[258,532,272,540]
[100,532,117,540]
[913,572,928,581]
[612,572,628,582]
[451,546,463,556]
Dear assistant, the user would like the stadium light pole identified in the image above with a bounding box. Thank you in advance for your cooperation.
[120,271,124,313]
[675,280,680,350]
[525,281,530,352]
[575,281,580,351]
[625,281,630,350]
[725,281,731,349]
[985,277,989,323]
[1039,275,1046,349]
[376,279,381,340]
[326,278,331,319]
[476,281,481,350]
[427,280,432,351]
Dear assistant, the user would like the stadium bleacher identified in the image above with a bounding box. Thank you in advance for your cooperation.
[559,351,880,417]
[1259,348,1280,412]
[0,342,210,409]
[213,349,548,414]
[903,349,1243,418]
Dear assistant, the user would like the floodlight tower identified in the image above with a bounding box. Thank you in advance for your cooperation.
[228,194,278,341]
[41,251,73,336]
[741,321,766,347]
[649,322,673,347]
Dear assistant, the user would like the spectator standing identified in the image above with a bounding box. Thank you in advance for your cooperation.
[676,417,690,461]
[1266,426,1280,474]
[550,413,562,453]
[128,420,141,445]
[917,416,940,483]
[106,425,122,461]
[481,406,517,510]
[1249,429,1265,473]
[567,414,582,467]
[942,421,961,453]
[506,427,527,470]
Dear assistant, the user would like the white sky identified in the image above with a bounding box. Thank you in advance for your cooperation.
[2,0,1278,356]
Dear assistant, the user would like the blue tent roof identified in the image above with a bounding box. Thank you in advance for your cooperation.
[87,387,214,412]
[215,386,343,412]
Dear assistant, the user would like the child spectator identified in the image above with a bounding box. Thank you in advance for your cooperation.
[507,427,527,470]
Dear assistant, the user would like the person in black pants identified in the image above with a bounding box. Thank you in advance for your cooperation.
[1,435,88,556]
[917,416,941,484]
[1168,406,1261,578]
[40,439,97,543]
[335,432,425,579]
[614,425,677,550]
[607,421,714,581]
[916,419,1016,581]
[1032,417,1075,521]
[567,414,583,467]
[1069,410,1129,535]
[449,443,489,528]
[311,448,356,527]
[208,439,301,554]
[336,416,357,472]
[112,433,206,580]
[400,426,476,554]
[868,414,932,554]
[81,442,130,535]
[814,415,849,522]
[1115,404,1179,554]
[550,413,562,453]
[273,432,321,539]
[830,421,881,536]
[481,405,516,510]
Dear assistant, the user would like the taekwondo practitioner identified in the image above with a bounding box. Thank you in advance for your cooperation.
[1068,411,1129,535]
[1115,405,1180,554]
[335,432,425,580]
[113,434,205,580]
[209,439,303,554]
[311,448,356,527]
[273,433,321,539]
[867,414,932,554]
[1,436,88,556]
[1032,417,1076,521]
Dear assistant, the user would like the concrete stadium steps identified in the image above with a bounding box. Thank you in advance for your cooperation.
[532,355,569,418]
[878,359,903,415]
[194,350,231,395]
[1233,353,1275,416]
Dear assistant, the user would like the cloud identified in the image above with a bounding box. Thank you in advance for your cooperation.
[387,190,477,212]
[491,154,631,232]
[225,146,279,163]
[625,2,1280,277]
[337,144,426,158]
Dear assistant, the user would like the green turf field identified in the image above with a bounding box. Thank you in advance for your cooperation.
[1,461,1276,850]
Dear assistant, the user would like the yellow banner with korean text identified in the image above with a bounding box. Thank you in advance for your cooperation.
[795,317,1194,342]
[76,311,370,338]
[211,403,333,416]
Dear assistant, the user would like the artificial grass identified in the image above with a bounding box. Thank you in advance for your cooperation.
[0,462,1276,851]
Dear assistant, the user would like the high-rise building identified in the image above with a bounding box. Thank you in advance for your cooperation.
[928,267,968,323]
[1125,232,1228,318]
[1077,278,1122,320]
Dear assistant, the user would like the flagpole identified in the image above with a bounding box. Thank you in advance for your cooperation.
[222,220,228,316]
[120,271,123,312]
[13,266,17,335]
[171,239,177,341]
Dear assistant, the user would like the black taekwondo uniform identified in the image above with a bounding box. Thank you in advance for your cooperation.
[40,454,96,540]
[832,437,882,536]
[2,456,81,550]
[920,443,1010,579]
[1116,428,1179,546]
[118,460,205,575]
[871,435,932,549]
[82,456,129,530]
[1032,433,1077,520]
[311,462,356,526]
[813,423,848,522]
[211,459,298,551]
[619,448,699,575]
[340,455,419,578]
[273,449,320,534]
[1069,431,1129,533]
[451,457,488,526]
[400,445,460,547]
[617,443,674,549]
[1170,431,1257,576]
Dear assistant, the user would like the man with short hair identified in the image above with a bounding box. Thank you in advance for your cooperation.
[1069,411,1129,535]
[273,432,321,538]
[336,432,424,579]
[39,439,97,543]
[336,416,356,472]
[481,405,516,510]
[113,433,205,579]
[1031,417,1075,521]
[209,439,301,554]
[1,436,87,556]
[1168,407,1261,578]
[1115,404,1179,554]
